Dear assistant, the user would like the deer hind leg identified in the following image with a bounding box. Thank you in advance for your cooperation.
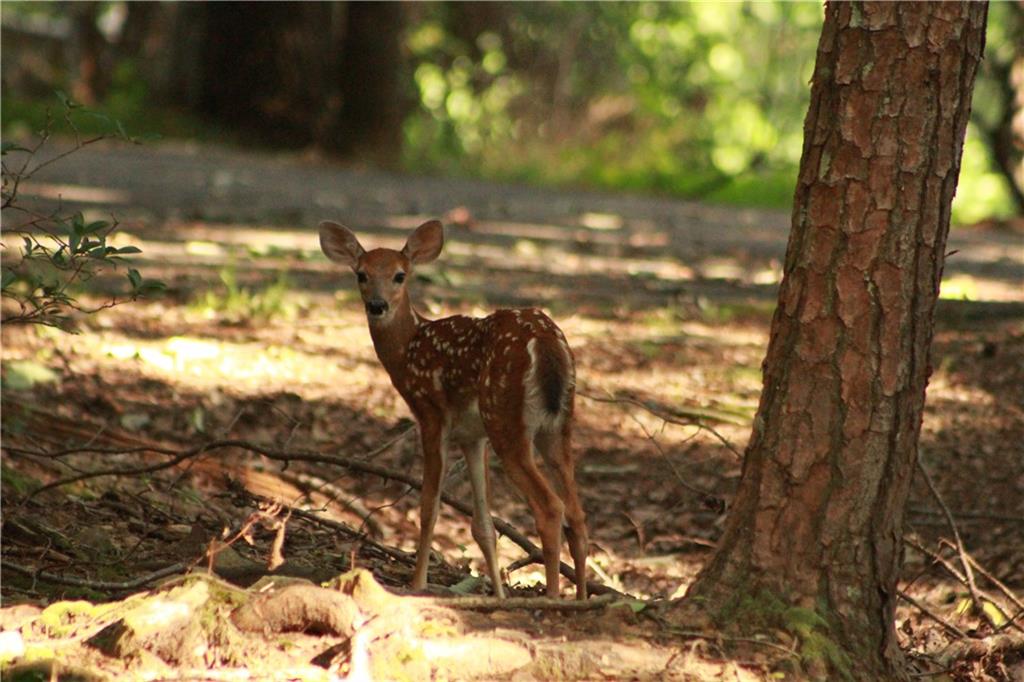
[535,423,589,600]
[490,431,565,598]
[412,416,447,591]
[463,438,505,597]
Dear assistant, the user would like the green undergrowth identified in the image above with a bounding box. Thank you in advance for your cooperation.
[191,263,302,324]
[712,588,854,680]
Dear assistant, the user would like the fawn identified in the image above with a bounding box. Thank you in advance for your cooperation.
[319,219,588,599]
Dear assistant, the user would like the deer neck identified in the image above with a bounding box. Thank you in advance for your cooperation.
[367,294,424,380]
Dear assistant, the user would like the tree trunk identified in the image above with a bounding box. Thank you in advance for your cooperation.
[67,1,107,105]
[324,1,408,163]
[685,2,987,679]
[197,2,338,147]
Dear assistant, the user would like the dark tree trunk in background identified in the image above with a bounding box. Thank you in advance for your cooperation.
[142,3,208,112]
[326,1,408,162]
[974,2,1024,213]
[198,2,338,147]
[153,1,408,160]
[686,2,987,679]
[67,1,106,104]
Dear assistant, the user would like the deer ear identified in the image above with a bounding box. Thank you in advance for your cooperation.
[319,221,365,269]
[402,220,444,265]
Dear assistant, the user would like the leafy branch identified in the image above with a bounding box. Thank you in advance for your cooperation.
[1,95,164,331]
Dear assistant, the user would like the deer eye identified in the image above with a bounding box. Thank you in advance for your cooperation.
[393,272,406,284]
[356,272,368,284]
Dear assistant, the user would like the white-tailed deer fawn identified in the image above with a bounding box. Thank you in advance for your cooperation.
[319,219,588,599]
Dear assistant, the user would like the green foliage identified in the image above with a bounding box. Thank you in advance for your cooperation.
[1,3,1015,220]
[402,2,1017,220]
[714,588,853,680]
[402,3,816,206]
[193,262,298,324]
[1,96,165,330]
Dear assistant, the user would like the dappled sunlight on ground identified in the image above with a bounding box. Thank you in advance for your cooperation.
[2,144,1022,679]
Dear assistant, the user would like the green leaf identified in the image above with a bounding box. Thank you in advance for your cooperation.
[71,212,85,233]
[88,246,115,258]
[1,269,16,290]
[138,279,167,295]
[85,220,110,233]
[113,246,142,255]
[127,269,142,289]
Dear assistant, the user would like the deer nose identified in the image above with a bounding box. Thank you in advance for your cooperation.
[366,299,389,317]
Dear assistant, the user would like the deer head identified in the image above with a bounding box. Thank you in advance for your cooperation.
[319,219,443,324]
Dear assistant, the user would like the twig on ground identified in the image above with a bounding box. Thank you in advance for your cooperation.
[962,553,1024,630]
[907,508,1024,524]
[627,412,722,504]
[425,592,617,611]
[2,559,191,592]
[915,459,999,631]
[663,626,799,658]
[8,432,621,598]
[903,538,1022,635]
[250,461,385,538]
[937,633,1024,664]
[579,390,744,458]
[897,589,970,640]
[286,507,415,566]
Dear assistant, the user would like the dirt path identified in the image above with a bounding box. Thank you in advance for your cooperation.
[20,140,1024,305]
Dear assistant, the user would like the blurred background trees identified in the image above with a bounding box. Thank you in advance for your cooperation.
[2,1,1020,223]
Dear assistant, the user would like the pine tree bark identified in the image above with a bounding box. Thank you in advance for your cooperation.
[686,2,987,679]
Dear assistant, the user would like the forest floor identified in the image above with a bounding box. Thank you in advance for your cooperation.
[1,140,1023,680]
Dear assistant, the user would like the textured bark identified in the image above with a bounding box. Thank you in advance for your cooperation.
[687,2,987,679]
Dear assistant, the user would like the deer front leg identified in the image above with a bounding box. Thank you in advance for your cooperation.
[412,418,447,591]
[464,439,505,598]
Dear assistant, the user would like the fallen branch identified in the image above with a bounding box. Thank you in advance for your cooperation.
[904,539,1023,635]
[663,626,800,658]
[579,390,744,458]
[2,559,190,592]
[425,592,617,611]
[580,390,750,426]
[8,435,621,598]
[286,507,416,567]
[916,459,999,631]
[250,460,385,538]
[907,508,1024,524]
[627,412,722,505]
[897,589,970,640]
[963,553,1024,632]
[937,633,1024,665]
